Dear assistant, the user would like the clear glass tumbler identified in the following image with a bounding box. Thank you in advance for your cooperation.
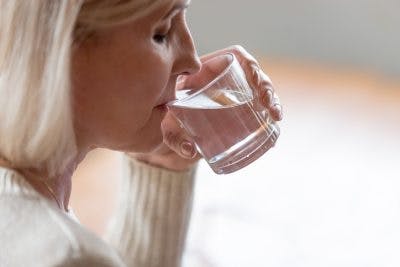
[167,53,279,174]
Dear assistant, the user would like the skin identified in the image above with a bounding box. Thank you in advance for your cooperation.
[0,0,282,212]
[72,0,201,155]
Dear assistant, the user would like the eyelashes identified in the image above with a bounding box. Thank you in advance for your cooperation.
[153,12,185,44]
[153,33,168,43]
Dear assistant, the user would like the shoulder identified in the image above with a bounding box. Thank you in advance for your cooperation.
[0,194,125,267]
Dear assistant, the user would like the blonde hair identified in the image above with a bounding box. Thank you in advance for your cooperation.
[0,0,164,176]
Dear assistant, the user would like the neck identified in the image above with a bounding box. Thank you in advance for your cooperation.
[0,153,86,212]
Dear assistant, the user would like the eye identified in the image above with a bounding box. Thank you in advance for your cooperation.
[153,33,168,44]
[153,19,173,44]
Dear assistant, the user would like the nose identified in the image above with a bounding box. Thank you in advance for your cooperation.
[172,25,201,76]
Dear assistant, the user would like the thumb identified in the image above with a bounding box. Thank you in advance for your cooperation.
[161,112,198,159]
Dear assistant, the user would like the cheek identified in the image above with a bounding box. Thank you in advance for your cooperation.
[135,59,172,104]
[71,32,173,150]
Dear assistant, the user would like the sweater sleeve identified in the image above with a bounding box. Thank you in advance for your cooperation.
[104,155,197,267]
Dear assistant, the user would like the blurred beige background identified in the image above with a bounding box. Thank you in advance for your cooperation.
[71,1,400,267]
[189,0,400,77]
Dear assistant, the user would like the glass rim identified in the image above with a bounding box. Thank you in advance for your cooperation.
[167,52,236,106]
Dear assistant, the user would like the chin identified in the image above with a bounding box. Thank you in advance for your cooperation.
[127,129,164,153]
[121,109,167,153]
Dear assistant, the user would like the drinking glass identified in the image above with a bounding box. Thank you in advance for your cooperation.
[167,53,279,174]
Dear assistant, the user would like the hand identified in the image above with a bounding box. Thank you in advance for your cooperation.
[128,111,200,172]
[199,45,283,121]
[129,45,283,171]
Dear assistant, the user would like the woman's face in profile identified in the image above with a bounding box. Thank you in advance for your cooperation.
[71,0,200,153]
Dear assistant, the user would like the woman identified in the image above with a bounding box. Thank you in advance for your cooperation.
[0,0,282,266]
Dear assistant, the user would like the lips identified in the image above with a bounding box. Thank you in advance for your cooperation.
[155,80,178,107]
[155,97,175,108]
[155,104,168,113]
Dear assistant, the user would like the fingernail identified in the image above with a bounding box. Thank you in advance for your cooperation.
[254,69,261,86]
[180,141,196,158]
[273,104,283,120]
[264,89,273,106]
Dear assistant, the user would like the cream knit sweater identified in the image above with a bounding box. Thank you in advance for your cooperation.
[0,156,196,267]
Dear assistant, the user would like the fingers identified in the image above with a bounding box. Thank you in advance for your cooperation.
[255,69,283,121]
[126,112,201,172]
[199,45,283,121]
[161,112,199,160]
[269,94,283,121]
[226,45,283,121]
[201,45,260,69]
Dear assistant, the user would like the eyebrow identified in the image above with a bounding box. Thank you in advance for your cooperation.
[162,1,191,20]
